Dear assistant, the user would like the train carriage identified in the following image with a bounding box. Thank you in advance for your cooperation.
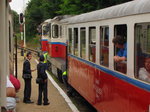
[61,0,150,112]
[41,15,72,81]
[40,0,150,111]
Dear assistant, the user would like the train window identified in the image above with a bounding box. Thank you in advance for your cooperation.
[114,25,127,74]
[80,28,86,59]
[74,28,78,56]
[60,25,62,38]
[135,23,150,83]
[68,28,72,54]
[89,27,96,63]
[9,21,11,52]
[43,24,49,36]
[49,23,51,38]
[52,24,59,38]
[100,26,109,67]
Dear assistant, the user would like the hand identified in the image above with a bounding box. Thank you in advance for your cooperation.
[44,79,47,83]
[114,56,120,62]
[31,69,36,72]
[114,56,126,62]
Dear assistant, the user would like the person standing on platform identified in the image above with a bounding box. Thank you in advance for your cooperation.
[22,52,35,103]
[37,55,49,105]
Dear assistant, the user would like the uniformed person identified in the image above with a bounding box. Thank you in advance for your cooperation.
[22,52,35,103]
[62,71,68,89]
[43,52,48,69]
[37,55,49,105]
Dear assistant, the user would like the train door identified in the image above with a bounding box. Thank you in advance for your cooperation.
[100,26,109,67]
[114,24,127,74]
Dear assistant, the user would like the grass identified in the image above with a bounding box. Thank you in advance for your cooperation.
[26,35,41,49]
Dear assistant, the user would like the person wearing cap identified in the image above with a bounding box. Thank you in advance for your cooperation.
[37,55,49,105]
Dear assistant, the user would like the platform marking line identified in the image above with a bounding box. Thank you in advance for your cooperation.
[35,59,79,112]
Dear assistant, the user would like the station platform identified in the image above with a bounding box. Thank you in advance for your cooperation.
[15,51,75,112]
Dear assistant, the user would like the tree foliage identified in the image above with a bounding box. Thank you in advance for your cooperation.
[25,0,132,40]
[11,10,19,33]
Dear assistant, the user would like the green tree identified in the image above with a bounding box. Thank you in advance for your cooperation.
[25,0,132,41]
[11,10,19,33]
[58,0,132,15]
[25,0,61,40]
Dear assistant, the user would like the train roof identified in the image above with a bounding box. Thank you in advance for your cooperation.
[61,0,150,24]
[44,19,52,23]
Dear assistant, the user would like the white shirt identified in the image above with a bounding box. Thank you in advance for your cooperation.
[139,67,150,83]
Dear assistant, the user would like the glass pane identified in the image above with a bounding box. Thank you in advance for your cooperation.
[147,26,150,53]
[135,23,150,83]
[43,25,49,36]
[68,28,72,54]
[74,28,78,56]
[89,27,96,63]
[100,26,109,67]
[52,25,58,38]
[60,25,62,37]
[80,28,86,59]
[114,25,127,74]
[49,23,51,38]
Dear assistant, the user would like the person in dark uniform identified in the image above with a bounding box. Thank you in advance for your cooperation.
[37,55,49,105]
[22,52,35,103]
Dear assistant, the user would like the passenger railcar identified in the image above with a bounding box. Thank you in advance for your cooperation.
[41,0,150,111]
[65,0,150,112]
[0,0,14,109]
[41,16,71,81]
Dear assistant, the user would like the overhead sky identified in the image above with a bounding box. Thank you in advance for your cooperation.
[10,0,30,14]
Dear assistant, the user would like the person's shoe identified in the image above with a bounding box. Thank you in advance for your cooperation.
[25,100,34,104]
[37,103,42,105]
[43,102,50,106]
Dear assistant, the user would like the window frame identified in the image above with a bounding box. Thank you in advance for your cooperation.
[113,24,127,74]
[52,24,59,38]
[80,27,86,59]
[134,22,150,83]
[99,26,109,67]
[89,27,96,63]
[73,28,79,56]
[68,28,73,54]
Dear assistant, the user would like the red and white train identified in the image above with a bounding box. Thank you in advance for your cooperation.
[40,0,150,111]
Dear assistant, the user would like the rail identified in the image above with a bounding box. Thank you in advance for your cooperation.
[17,45,41,57]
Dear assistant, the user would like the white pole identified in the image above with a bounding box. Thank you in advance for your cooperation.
[24,17,26,47]
[23,0,26,47]
[21,32,23,40]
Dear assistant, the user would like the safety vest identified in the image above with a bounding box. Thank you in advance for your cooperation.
[43,52,48,63]
[62,71,67,76]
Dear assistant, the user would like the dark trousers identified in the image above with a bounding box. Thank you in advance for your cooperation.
[23,79,31,102]
[62,75,68,89]
[38,82,48,104]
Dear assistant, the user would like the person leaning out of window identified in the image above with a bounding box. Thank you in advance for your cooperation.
[112,35,127,62]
